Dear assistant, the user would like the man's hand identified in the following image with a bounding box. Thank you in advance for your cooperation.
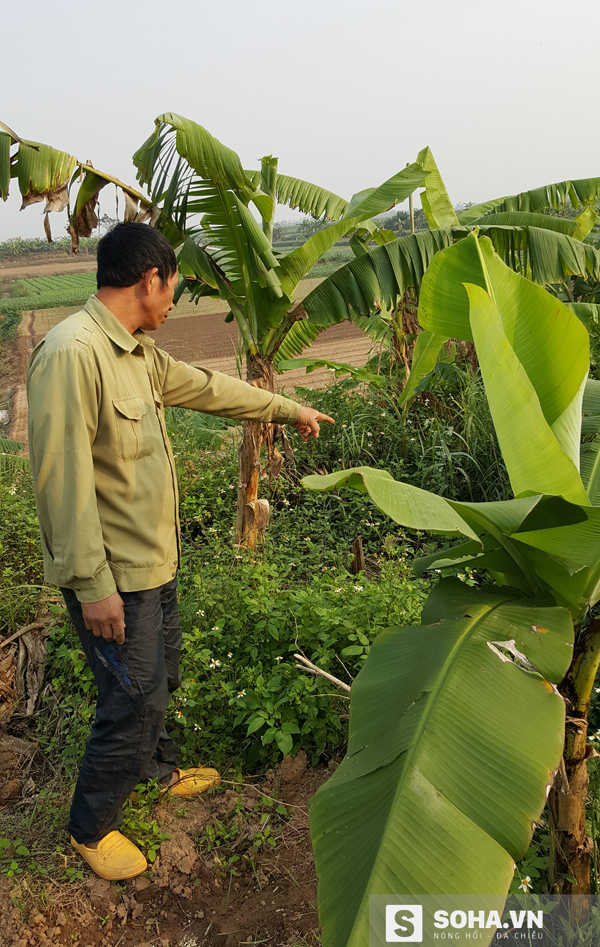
[81,591,126,644]
[291,407,335,443]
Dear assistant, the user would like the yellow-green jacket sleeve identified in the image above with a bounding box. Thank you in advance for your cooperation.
[154,349,301,423]
[27,343,118,603]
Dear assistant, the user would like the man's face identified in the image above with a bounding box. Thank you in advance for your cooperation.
[140,270,179,331]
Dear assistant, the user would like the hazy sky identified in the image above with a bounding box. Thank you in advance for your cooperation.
[2,0,598,242]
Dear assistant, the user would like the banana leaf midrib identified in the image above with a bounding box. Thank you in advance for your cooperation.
[347,595,516,927]
[451,505,541,594]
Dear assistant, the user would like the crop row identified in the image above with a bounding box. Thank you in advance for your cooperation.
[19,273,97,294]
[0,290,91,319]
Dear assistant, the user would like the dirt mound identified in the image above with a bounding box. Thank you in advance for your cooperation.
[0,758,334,947]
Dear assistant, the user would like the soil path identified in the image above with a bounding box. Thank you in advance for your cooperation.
[0,258,96,278]
[8,310,35,444]
[0,754,329,947]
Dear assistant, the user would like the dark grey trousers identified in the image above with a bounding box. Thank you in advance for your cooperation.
[62,578,182,844]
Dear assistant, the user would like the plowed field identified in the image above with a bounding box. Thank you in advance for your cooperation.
[6,265,376,445]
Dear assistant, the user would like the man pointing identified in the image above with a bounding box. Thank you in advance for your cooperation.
[27,223,333,881]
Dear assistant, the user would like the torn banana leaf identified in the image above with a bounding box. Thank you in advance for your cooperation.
[1,125,153,250]
[311,578,571,947]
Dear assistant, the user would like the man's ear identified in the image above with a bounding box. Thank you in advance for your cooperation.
[140,267,160,294]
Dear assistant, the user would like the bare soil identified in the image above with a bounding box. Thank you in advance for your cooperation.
[0,753,329,947]
[2,260,374,450]
[0,258,97,279]
[7,312,35,445]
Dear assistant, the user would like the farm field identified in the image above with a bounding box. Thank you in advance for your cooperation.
[15,273,97,294]
[25,300,370,396]
[0,256,98,279]
[27,277,368,369]
[26,276,326,333]
[5,274,373,446]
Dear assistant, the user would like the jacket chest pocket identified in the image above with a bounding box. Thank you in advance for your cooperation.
[113,398,155,462]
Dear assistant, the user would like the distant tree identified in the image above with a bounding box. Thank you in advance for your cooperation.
[385,209,410,233]
[299,216,328,240]
[272,222,286,244]
[412,207,428,231]
[98,214,118,236]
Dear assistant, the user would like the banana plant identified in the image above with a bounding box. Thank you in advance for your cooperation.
[302,231,600,946]
[0,121,155,251]
[289,171,600,398]
[132,114,430,545]
[0,437,28,476]
[132,115,600,546]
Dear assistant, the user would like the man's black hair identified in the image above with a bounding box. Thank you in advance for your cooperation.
[96,222,177,289]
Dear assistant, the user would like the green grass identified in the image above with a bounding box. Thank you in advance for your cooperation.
[0,309,24,341]
[16,274,97,295]
[0,290,93,319]
[0,273,97,323]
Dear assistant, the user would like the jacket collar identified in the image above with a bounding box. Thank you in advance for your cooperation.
[84,296,155,353]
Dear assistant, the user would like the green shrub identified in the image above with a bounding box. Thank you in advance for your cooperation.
[0,236,98,260]
[172,537,429,767]
[0,309,23,341]
[0,474,46,632]
[1,369,506,779]
[0,290,91,319]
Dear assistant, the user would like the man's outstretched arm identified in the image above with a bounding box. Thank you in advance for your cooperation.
[155,350,334,432]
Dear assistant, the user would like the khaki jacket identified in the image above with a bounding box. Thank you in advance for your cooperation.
[26,296,301,602]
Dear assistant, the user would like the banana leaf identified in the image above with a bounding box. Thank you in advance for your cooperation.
[343,163,428,221]
[277,163,429,297]
[310,578,571,947]
[301,223,600,333]
[415,235,588,501]
[457,176,600,225]
[15,139,76,213]
[302,467,479,540]
[276,357,386,387]
[468,210,582,237]
[0,437,29,474]
[0,131,11,200]
[564,302,600,326]
[1,124,153,248]
[402,231,593,423]
[134,113,252,193]
[417,146,458,229]
[245,168,349,221]
[580,378,600,505]
[573,206,598,240]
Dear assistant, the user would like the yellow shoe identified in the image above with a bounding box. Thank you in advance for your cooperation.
[71,831,147,880]
[166,767,221,797]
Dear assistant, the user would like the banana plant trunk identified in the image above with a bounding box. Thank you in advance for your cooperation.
[394,288,420,381]
[549,617,600,893]
[234,354,282,548]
